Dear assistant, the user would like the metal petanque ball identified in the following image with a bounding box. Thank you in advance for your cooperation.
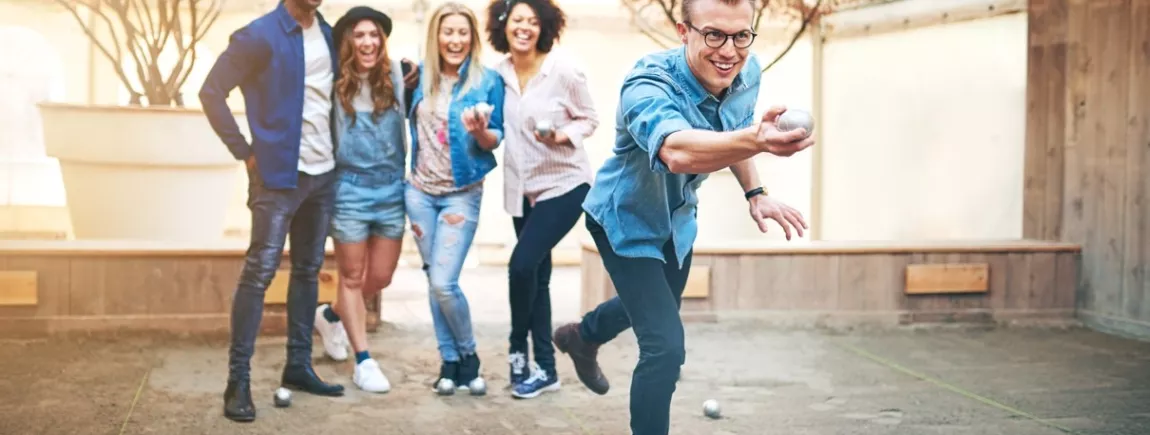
[703,399,721,419]
[473,102,493,117]
[435,378,456,396]
[535,119,554,138]
[467,377,487,396]
[273,387,292,408]
[776,109,814,137]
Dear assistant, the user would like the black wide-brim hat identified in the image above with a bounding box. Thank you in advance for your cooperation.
[333,6,393,48]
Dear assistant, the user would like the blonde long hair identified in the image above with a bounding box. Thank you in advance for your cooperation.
[335,19,396,126]
[421,2,485,104]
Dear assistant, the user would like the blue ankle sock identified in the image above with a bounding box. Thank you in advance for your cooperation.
[322,305,341,323]
[355,351,370,364]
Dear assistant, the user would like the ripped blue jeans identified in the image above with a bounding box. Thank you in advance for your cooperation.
[404,184,483,362]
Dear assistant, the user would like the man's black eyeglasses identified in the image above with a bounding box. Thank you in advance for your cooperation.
[685,22,757,49]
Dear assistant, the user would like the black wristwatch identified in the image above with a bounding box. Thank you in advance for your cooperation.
[744,186,767,201]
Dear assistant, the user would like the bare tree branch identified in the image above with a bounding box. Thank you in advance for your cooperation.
[622,1,679,48]
[55,0,137,97]
[760,0,820,73]
[54,0,223,107]
[621,0,889,73]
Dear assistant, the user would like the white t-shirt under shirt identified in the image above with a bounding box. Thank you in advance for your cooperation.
[297,21,335,175]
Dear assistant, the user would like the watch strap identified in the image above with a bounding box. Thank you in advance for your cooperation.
[744,186,765,200]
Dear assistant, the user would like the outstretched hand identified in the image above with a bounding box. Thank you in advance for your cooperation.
[748,194,808,240]
[756,105,816,157]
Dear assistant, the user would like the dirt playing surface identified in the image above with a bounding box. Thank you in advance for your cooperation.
[3,267,1150,435]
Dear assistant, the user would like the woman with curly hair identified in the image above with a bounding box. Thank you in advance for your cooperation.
[485,0,599,399]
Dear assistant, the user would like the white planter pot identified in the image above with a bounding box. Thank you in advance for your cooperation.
[39,102,242,241]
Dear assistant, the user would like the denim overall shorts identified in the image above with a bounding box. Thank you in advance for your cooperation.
[330,70,409,243]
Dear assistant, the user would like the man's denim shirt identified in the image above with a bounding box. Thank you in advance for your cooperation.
[407,56,506,188]
[199,2,337,190]
[582,47,762,267]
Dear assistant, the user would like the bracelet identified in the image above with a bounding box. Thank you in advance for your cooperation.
[744,186,766,200]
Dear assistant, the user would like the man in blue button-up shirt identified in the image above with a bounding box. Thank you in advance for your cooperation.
[552,0,815,433]
[199,0,347,422]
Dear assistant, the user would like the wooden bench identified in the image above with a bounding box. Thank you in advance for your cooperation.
[580,239,1082,326]
[0,239,385,337]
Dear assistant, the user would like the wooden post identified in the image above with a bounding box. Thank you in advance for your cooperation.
[365,293,381,333]
[809,18,825,240]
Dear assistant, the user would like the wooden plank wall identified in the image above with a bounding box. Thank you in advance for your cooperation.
[1024,0,1150,338]
[581,243,1079,326]
[0,250,341,337]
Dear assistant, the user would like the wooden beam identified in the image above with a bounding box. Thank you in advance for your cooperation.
[825,0,1026,39]
[905,263,990,294]
[810,21,825,241]
[580,238,1082,256]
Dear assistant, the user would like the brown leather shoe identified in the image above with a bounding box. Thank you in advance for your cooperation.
[553,323,609,395]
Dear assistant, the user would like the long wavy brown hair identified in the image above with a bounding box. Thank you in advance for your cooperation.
[335,19,397,125]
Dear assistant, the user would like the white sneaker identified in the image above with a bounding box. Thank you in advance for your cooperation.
[354,358,391,393]
[314,304,349,361]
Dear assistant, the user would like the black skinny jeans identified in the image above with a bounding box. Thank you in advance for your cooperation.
[228,169,335,382]
[507,183,590,376]
[579,213,693,435]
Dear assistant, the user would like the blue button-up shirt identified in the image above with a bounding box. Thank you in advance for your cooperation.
[199,2,337,190]
[582,47,762,267]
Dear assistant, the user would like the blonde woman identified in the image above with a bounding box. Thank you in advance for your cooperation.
[406,1,506,396]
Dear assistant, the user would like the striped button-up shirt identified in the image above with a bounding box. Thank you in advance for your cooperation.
[495,49,599,217]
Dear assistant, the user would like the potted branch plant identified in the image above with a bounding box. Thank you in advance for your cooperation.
[38,0,239,241]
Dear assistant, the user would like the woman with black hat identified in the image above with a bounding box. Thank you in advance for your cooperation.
[312,5,409,394]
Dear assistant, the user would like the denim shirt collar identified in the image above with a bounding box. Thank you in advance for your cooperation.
[273,1,328,34]
[670,46,751,106]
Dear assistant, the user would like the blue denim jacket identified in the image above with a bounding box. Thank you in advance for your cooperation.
[407,56,506,188]
[334,59,408,182]
[199,2,337,190]
[582,47,762,267]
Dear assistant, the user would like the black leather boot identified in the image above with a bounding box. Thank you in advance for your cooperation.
[223,380,256,422]
[282,364,345,396]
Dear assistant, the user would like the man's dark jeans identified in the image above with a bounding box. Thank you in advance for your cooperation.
[578,214,693,435]
[228,168,336,382]
[508,183,590,377]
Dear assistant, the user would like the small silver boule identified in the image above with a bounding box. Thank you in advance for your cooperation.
[467,377,487,396]
[776,109,814,137]
[703,399,721,419]
[474,102,493,117]
[535,119,554,138]
[274,387,292,408]
[435,378,456,396]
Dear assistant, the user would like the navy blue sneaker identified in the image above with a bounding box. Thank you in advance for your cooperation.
[508,352,528,386]
[511,363,560,399]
